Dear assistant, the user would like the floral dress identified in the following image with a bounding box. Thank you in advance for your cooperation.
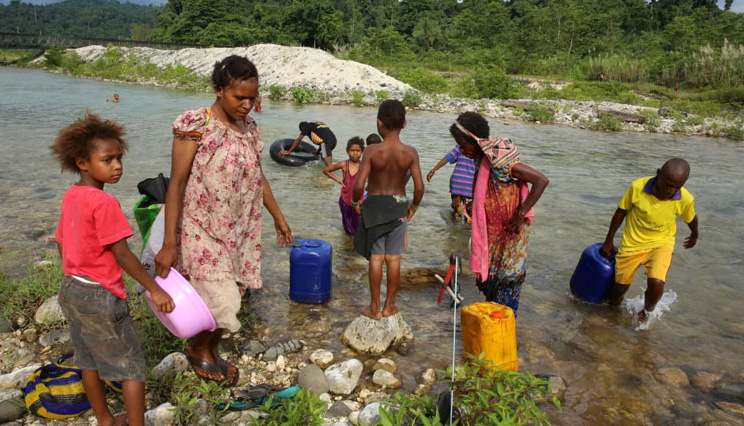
[172,108,264,295]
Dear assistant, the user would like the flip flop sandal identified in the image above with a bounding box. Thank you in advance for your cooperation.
[219,386,301,412]
[187,355,227,384]
[215,356,240,387]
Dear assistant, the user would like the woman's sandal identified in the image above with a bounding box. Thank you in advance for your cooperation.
[216,356,240,387]
[187,355,239,387]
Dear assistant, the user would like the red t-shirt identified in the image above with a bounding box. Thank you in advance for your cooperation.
[55,185,134,299]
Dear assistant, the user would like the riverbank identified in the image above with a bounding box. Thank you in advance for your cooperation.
[29,45,744,140]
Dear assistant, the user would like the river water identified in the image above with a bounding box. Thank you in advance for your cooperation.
[1,67,743,424]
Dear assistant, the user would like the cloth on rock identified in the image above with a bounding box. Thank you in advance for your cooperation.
[172,107,264,331]
[354,195,409,260]
[468,136,533,314]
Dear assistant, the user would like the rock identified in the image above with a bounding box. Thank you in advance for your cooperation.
[145,402,176,426]
[0,365,42,390]
[8,348,35,369]
[330,422,354,426]
[358,402,389,426]
[38,329,70,347]
[0,396,25,423]
[298,364,330,395]
[239,340,268,358]
[22,327,37,342]
[0,318,13,333]
[418,368,437,385]
[310,349,335,369]
[414,384,431,395]
[372,358,396,373]
[348,411,360,425]
[602,109,645,123]
[341,314,412,356]
[372,369,402,389]
[715,380,744,400]
[275,354,286,371]
[395,342,412,356]
[151,352,190,379]
[219,411,241,423]
[319,392,333,403]
[325,359,363,395]
[263,338,303,361]
[692,371,722,392]
[364,392,389,405]
[655,367,689,387]
[34,295,64,325]
[326,400,353,418]
[546,376,567,401]
[715,401,744,418]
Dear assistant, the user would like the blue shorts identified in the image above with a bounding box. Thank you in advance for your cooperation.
[58,276,145,382]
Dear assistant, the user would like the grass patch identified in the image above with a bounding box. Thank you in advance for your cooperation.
[589,112,624,132]
[268,84,286,99]
[523,102,556,123]
[290,86,315,104]
[0,253,62,328]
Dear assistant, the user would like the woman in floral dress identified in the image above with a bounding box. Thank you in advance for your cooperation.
[156,56,292,386]
[450,112,549,316]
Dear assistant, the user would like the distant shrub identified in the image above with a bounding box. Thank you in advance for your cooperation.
[291,87,313,104]
[402,90,422,108]
[268,85,286,99]
[43,46,66,68]
[468,65,520,99]
[350,89,366,106]
[640,109,661,128]
[523,102,555,122]
[724,122,744,140]
[590,113,623,131]
[375,90,390,102]
[389,68,448,94]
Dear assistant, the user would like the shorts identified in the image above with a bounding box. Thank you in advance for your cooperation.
[614,246,674,285]
[319,139,336,159]
[57,276,145,382]
[370,221,407,255]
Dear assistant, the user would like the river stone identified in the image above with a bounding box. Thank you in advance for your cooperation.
[546,376,567,400]
[692,371,722,392]
[325,359,363,395]
[0,318,13,333]
[348,411,360,425]
[715,401,744,418]
[310,349,334,369]
[418,368,437,385]
[151,352,190,379]
[38,329,70,347]
[372,358,396,373]
[0,396,25,423]
[145,402,176,426]
[298,364,330,395]
[34,295,64,325]
[341,314,413,356]
[715,380,744,400]
[22,327,37,343]
[8,347,35,369]
[240,339,268,358]
[326,400,353,418]
[0,365,42,390]
[372,369,402,389]
[358,402,389,426]
[655,367,689,387]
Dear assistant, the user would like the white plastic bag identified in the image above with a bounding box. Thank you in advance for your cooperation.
[140,206,165,282]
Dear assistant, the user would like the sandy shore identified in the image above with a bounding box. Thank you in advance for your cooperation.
[67,44,742,139]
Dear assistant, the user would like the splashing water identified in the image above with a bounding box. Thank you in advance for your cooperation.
[623,290,678,331]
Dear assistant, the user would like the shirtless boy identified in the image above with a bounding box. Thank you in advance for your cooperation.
[352,100,424,319]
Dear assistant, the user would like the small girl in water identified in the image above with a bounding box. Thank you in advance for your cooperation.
[323,137,365,235]
[427,143,477,221]
[50,112,174,426]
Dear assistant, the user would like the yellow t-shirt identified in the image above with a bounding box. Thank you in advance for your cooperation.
[619,176,696,251]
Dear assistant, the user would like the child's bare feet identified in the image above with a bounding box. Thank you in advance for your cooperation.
[637,309,650,325]
[382,305,401,317]
[99,412,128,426]
[362,306,382,320]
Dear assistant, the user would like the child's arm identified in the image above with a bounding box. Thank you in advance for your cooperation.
[426,157,449,182]
[323,161,345,186]
[601,208,628,257]
[352,151,371,205]
[408,150,425,220]
[279,133,304,156]
[683,216,698,249]
[110,239,175,313]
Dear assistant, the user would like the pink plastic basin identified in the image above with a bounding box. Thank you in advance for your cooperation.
[145,268,216,339]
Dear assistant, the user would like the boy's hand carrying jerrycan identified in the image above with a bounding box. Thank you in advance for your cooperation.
[570,242,617,303]
[289,239,332,303]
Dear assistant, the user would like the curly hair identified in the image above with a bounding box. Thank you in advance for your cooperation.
[365,133,382,146]
[346,136,365,152]
[50,111,127,174]
[377,99,406,130]
[449,111,490,145]
[212,55,259,88]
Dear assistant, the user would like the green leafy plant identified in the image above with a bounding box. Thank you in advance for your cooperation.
[291,87,314,104]
[389,68,448,94]
[590,113,624,131]
[375,90,390,102]
[43,46,66,68]
[523,102,556,123]
[724,122,744,140]
[640,109,661,128]
[402,90,423,108]
[268,84,286,99]
[253,389,325,426]
[350,89,367,106]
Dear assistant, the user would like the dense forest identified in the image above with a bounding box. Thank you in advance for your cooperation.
[2,0,743,90]
[0,0,157,40]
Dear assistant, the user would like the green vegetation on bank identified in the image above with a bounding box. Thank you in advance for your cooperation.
[1,257,559,425]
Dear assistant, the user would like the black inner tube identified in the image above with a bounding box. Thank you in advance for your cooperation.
[269,138,320,166]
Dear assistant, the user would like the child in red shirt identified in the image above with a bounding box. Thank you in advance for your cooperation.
[51,112,174,426]
[323,137,365,235]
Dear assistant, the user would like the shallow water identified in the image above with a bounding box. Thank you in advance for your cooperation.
[2,67,744,424]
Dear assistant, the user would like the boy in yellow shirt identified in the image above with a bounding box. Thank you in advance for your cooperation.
[601,158,698,325]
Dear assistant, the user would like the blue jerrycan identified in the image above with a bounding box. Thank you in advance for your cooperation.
[570,243,616,304]
[289,239,332,303]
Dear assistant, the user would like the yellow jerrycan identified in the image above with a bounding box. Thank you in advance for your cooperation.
[461,302,518,372]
